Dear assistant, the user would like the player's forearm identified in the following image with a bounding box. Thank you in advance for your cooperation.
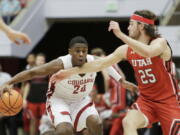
[64,49,122,77]
[5,70,36,85]
[75,55,119,75]
[117,32,152,57]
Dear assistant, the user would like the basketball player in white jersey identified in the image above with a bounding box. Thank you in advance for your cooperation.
[0,36,137,135]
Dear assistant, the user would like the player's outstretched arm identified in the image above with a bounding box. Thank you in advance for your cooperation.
[50,45,128,82]
[108,20,167,58]
[1,59,63,88]
[0,18,31,45]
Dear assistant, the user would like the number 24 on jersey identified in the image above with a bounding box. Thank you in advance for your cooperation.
[73,85,86,94]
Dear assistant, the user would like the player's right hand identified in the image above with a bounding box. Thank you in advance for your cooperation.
[0,84,12,96]
[108,20,122,38]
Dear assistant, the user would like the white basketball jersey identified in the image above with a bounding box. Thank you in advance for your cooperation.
[48,54,96,103]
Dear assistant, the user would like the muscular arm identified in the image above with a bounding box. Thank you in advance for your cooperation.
[117,33,167,58]
[69,45,128,75]
[49,45,128,83]
[109,21,168,58]
[5,59,64,85]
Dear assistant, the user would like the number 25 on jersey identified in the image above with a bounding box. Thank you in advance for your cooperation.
[138,68,156,84]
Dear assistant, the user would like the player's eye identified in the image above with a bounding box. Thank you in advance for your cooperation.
[82,50,87,53]
[76,50,80,53]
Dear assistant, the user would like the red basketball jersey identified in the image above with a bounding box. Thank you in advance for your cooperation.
[109,77,126,112]
[127,47,179,102]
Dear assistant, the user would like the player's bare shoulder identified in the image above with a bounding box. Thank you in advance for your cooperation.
[151,37,171,61]
[150,37,167,45]
[115,44,128,60]
[51,58,64,70]
[39,58,64,75]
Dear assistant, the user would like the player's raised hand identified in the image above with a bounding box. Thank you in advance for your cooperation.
[50,69,72,83]
[6,29,31,45]
[108,20,122,38]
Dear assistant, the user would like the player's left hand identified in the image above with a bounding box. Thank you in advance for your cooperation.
[121,80,138,93]
[6,30,31,45]
[108,20,122,38]
[50,69,72,83]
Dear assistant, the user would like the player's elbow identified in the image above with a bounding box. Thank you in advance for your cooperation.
[142,51,154,58]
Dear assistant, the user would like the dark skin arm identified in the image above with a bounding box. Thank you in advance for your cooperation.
[0,59,64,93]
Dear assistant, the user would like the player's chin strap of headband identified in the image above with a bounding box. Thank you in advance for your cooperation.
[130,14,155,25]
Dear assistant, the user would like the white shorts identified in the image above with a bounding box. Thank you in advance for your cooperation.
[46,96,99,132]
[39,114,55,135]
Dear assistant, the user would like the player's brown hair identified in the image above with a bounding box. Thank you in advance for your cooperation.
[134,10,159,38]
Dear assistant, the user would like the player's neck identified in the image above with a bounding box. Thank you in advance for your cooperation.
[137,34,151,45]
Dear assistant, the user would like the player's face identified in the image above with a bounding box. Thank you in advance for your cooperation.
[69,43,88,66]
[35,56,46,66]
[128,20,140,39]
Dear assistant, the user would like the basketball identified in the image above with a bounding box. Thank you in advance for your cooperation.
[0,89,23,116]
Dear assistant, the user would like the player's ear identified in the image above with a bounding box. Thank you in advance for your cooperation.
[68,48,72,55]
[139,23,145,31]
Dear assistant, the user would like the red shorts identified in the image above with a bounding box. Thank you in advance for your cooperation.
[131,96,180,135]
[23,102,46,132]
[109,113,126,135]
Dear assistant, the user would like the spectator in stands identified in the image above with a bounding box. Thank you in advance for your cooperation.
[21,53,35,135]
[0,18,31,45]
[25,53,36,70]
[23,53,48,135]
[0,0,21,24]
[18,0,28,8]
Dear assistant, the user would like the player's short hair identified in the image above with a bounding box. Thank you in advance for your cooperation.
[69,36,88,48]
[91,48,106,56]
[134,10,159,38]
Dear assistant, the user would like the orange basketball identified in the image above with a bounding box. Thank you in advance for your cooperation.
[0,89,23,116]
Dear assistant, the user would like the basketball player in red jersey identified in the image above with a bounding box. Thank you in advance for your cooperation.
[0,18,31,45]
[51,10,180,135]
